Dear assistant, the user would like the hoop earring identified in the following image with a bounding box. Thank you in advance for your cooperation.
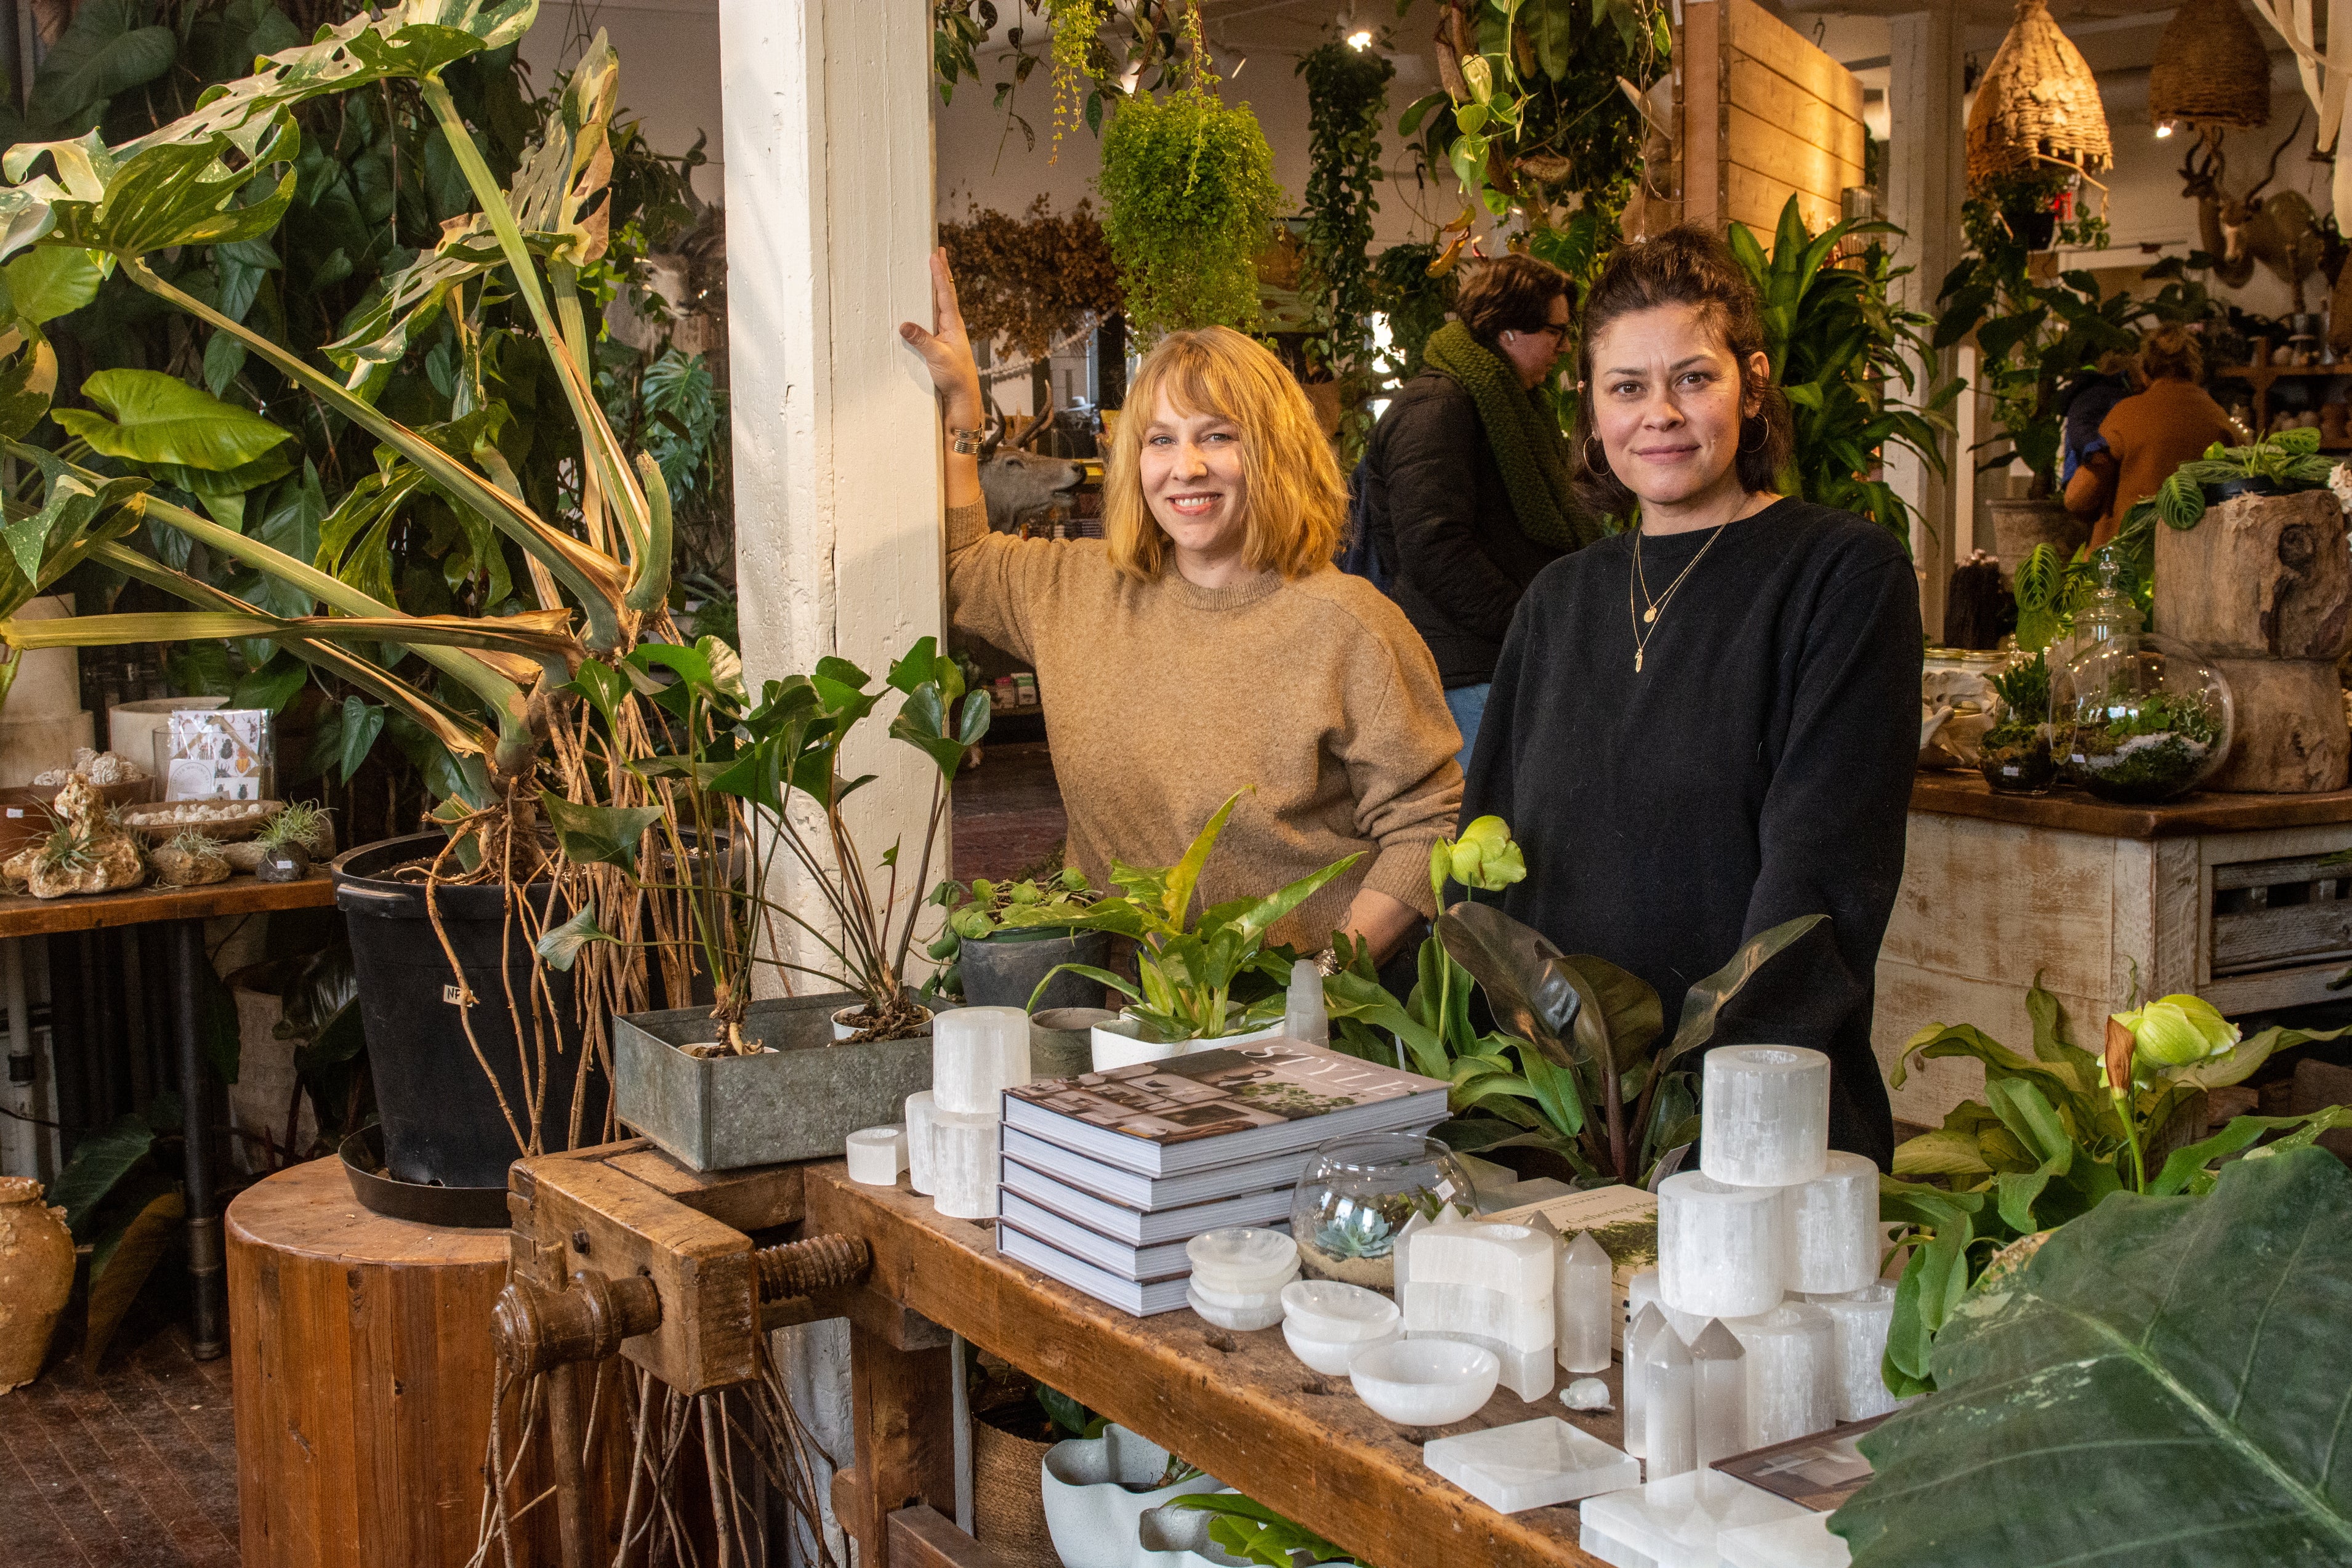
[1738,422,1768,454]
[1582,434,1608,469]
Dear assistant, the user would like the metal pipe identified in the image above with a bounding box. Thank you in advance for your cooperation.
[47,933,86,1158]
[173,919,225,1359]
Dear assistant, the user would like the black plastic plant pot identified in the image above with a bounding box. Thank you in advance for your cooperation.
[331,833,608,1194]
[957,927,1114,1011]
[2206,475,2285,502]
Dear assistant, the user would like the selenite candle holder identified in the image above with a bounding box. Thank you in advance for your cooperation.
[845,1124,906,1186]
[1781,1152,1880,1296]
[932,1005,1033,1114]
[930,1108,1002,1221]
[1699,1045,1831,1187]
[1403,1220,1556,1402]
[1725,1302,1835,1447]
[1625,1268,1709,1348]
[904,1090,939,1195]
[1658,1174,1786,1319]
[1819,1282,1901,1422]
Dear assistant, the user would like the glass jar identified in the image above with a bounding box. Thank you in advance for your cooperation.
[2056,632,2234,803]
[1978,646,2056,795]
[1289,1132,1476,1294]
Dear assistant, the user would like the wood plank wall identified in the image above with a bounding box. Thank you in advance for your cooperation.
[1679,0,1866,236]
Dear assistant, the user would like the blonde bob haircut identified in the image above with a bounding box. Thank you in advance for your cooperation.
[1103,326,1347,582]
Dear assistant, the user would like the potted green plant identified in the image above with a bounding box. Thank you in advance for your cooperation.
[1881,981,2351,1396]
[1015,791,1359,1068]
[0,15,708,1194]
[1977,649,2055,794]
[550,637,985,1172]
[924,867,1111,1013]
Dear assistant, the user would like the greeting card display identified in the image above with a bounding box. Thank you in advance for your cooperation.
[164,709,274,802]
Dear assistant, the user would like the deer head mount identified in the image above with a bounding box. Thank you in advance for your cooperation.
[976,403,1081,533]
[2179,115,2329,307]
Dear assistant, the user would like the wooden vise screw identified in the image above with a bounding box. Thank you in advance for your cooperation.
[493,1232,872,1380]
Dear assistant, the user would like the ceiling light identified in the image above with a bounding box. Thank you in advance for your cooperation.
[1347,28,1373,49]
[2154,120,2176,140]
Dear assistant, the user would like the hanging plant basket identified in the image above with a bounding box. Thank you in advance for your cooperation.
[1966,0,2113,191]
[2148,0,2273,133]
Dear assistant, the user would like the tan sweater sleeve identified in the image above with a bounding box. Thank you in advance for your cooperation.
[1339,624,1466,919]
[945,501,1048,664]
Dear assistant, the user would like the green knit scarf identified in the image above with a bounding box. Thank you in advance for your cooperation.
[1422,320,1598,552]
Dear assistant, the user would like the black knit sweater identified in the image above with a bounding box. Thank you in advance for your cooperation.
[1460,497,1921,1167]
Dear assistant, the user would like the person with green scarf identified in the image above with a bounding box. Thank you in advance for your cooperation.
[1362,255,1602,767]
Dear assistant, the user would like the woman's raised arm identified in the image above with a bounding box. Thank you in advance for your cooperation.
[899,247,985,513]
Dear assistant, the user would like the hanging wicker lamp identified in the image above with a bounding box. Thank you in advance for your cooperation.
[2149,0,2273,132]
[1966,0,2114,189]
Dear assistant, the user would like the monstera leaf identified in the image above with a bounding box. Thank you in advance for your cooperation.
[1835,1148,2352,1567]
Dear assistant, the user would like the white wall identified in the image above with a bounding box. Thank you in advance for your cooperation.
[521,0,727,207]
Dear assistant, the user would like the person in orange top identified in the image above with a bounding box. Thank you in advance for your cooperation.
[2064,324,2237,549]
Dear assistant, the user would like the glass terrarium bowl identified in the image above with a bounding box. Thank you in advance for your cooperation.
[1289,1131,1475,1295]
[2055,632,2234,803]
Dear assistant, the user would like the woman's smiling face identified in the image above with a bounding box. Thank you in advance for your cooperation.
[1138,390,1251,562]
[1588,302,1765,515]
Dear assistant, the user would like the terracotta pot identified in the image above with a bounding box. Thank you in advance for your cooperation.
[0,1176,75,1391]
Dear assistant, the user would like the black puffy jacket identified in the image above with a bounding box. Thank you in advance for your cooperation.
[1360,371,1566,687]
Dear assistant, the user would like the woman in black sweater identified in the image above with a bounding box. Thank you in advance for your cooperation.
[1362,255,1603,768]
[1461,228,1919,1167]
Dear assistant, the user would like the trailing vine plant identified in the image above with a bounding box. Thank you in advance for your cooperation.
[933,0,1202,158]
[1096,6,1287,339]
[1298,41,1393,460]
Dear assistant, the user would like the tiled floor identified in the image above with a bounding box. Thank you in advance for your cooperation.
[0,1297,239,1568]
[951,739,1069,883]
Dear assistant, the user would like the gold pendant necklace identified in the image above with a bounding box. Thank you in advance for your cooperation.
[1628,523,1730,673]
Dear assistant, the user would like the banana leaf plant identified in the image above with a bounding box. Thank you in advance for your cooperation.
[534,636,989,1050]
[1012,790,1360,1043]
[1725,195,1959,543]
[1879,979,2352,1397]
[0,3,731,1153]
[1330,900,1826,1188]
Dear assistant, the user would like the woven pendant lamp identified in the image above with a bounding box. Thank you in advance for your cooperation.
[2149,0,2273,132]
[1966,0,2114,189]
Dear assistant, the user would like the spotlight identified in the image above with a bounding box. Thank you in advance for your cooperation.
[2154,121,2176,140]
[1347,28,1372,49]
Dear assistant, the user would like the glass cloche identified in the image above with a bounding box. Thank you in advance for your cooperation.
[2055,632,2234,803]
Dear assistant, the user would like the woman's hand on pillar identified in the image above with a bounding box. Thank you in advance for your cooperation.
[900,247,984,429]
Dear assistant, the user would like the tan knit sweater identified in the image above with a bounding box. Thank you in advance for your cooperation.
[946,503,1464,949]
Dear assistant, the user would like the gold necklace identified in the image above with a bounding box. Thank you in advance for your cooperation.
[1628,525,1729,673]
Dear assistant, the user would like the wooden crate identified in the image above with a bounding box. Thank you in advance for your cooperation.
[1677,0,1868,236]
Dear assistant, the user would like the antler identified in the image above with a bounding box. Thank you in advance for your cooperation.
[2242,109,2308,211]
[977,409,1006,461]
[2179,130,2225,201]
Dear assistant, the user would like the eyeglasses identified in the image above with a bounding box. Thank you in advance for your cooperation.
[1530,320,1570,344]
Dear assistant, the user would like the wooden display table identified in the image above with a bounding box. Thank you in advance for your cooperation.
[227,1155,581,1567]
[0,872,338,1359]
[1877,774,2352,1122]
[802,1162,1621,1568]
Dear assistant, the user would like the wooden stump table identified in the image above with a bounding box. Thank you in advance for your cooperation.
[227,1156,568,1567]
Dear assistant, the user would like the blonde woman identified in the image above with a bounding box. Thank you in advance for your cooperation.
[899,251,1460,962]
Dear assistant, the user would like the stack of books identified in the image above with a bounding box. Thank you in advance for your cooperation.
[993,1038,1450,1314]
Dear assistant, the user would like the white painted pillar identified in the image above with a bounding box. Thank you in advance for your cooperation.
[1885,8,1965,641]
[720,0,945,993]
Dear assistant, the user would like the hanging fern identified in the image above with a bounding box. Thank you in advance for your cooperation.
[1298,41,1393,459]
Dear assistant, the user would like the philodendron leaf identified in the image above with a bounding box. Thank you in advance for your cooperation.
[1654,912,1827,1069]
[1835,1148,2352,1567]
[539,792,661,870]
[52,367,291,470]
[535,904,616,971]
[1435,901,1586,1066]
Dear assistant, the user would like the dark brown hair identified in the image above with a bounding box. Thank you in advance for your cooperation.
[2138,323,2202,383]
[1570,226,1793,516]
[1454,253,1573,347]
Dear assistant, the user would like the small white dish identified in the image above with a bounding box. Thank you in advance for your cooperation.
[1350,1338,1499,1426]
[1280,1279,1401,1343]
[1188,1270,1297,1313]
[1188,1287,1285,1332]
[1187,1228,1300,1296]
[1284,1319,1398,1376]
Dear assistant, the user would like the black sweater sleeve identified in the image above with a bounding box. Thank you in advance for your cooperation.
[1383,388,1531,647]
[1715,549,1921,1151]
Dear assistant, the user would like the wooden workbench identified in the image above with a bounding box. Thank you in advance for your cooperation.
[802,1162,1621,1568]
[1877,774,2352,1122]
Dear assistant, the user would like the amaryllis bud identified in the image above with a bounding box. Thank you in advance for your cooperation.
[1446,816,1527,891]
[2111,994,2239,1069]
[2103,1016,2135,1096]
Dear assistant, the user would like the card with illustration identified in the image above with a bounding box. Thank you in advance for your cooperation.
[165,709,274,802]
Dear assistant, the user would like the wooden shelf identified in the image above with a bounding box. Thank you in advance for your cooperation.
[2216,364,2351,378]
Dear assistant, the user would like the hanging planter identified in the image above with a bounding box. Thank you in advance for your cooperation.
[2149,0,2273,135]
[1966,0,2112,193]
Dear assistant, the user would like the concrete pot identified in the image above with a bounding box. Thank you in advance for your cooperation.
[1988,496,2087,586]
[960,928,1114,1011]
[1090,1015,1287,1072]
[613,992,935,1171]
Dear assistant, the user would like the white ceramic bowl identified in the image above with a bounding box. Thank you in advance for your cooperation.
[1283,1319,1399,1377]
[1187,1271,1296,1311]
[1350,1338,1500,1426]
[1188,1287,1285,1332]
[1280,1279,1401,1343]
[1186,1228,1300,1296]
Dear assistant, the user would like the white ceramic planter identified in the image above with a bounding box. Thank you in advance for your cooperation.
[1091,1014,1287,1071]
[1041,1425,1224,1568]
[1137,1490,1255,1567]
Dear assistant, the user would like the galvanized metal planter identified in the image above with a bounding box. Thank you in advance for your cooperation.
[613,992,935,1172]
